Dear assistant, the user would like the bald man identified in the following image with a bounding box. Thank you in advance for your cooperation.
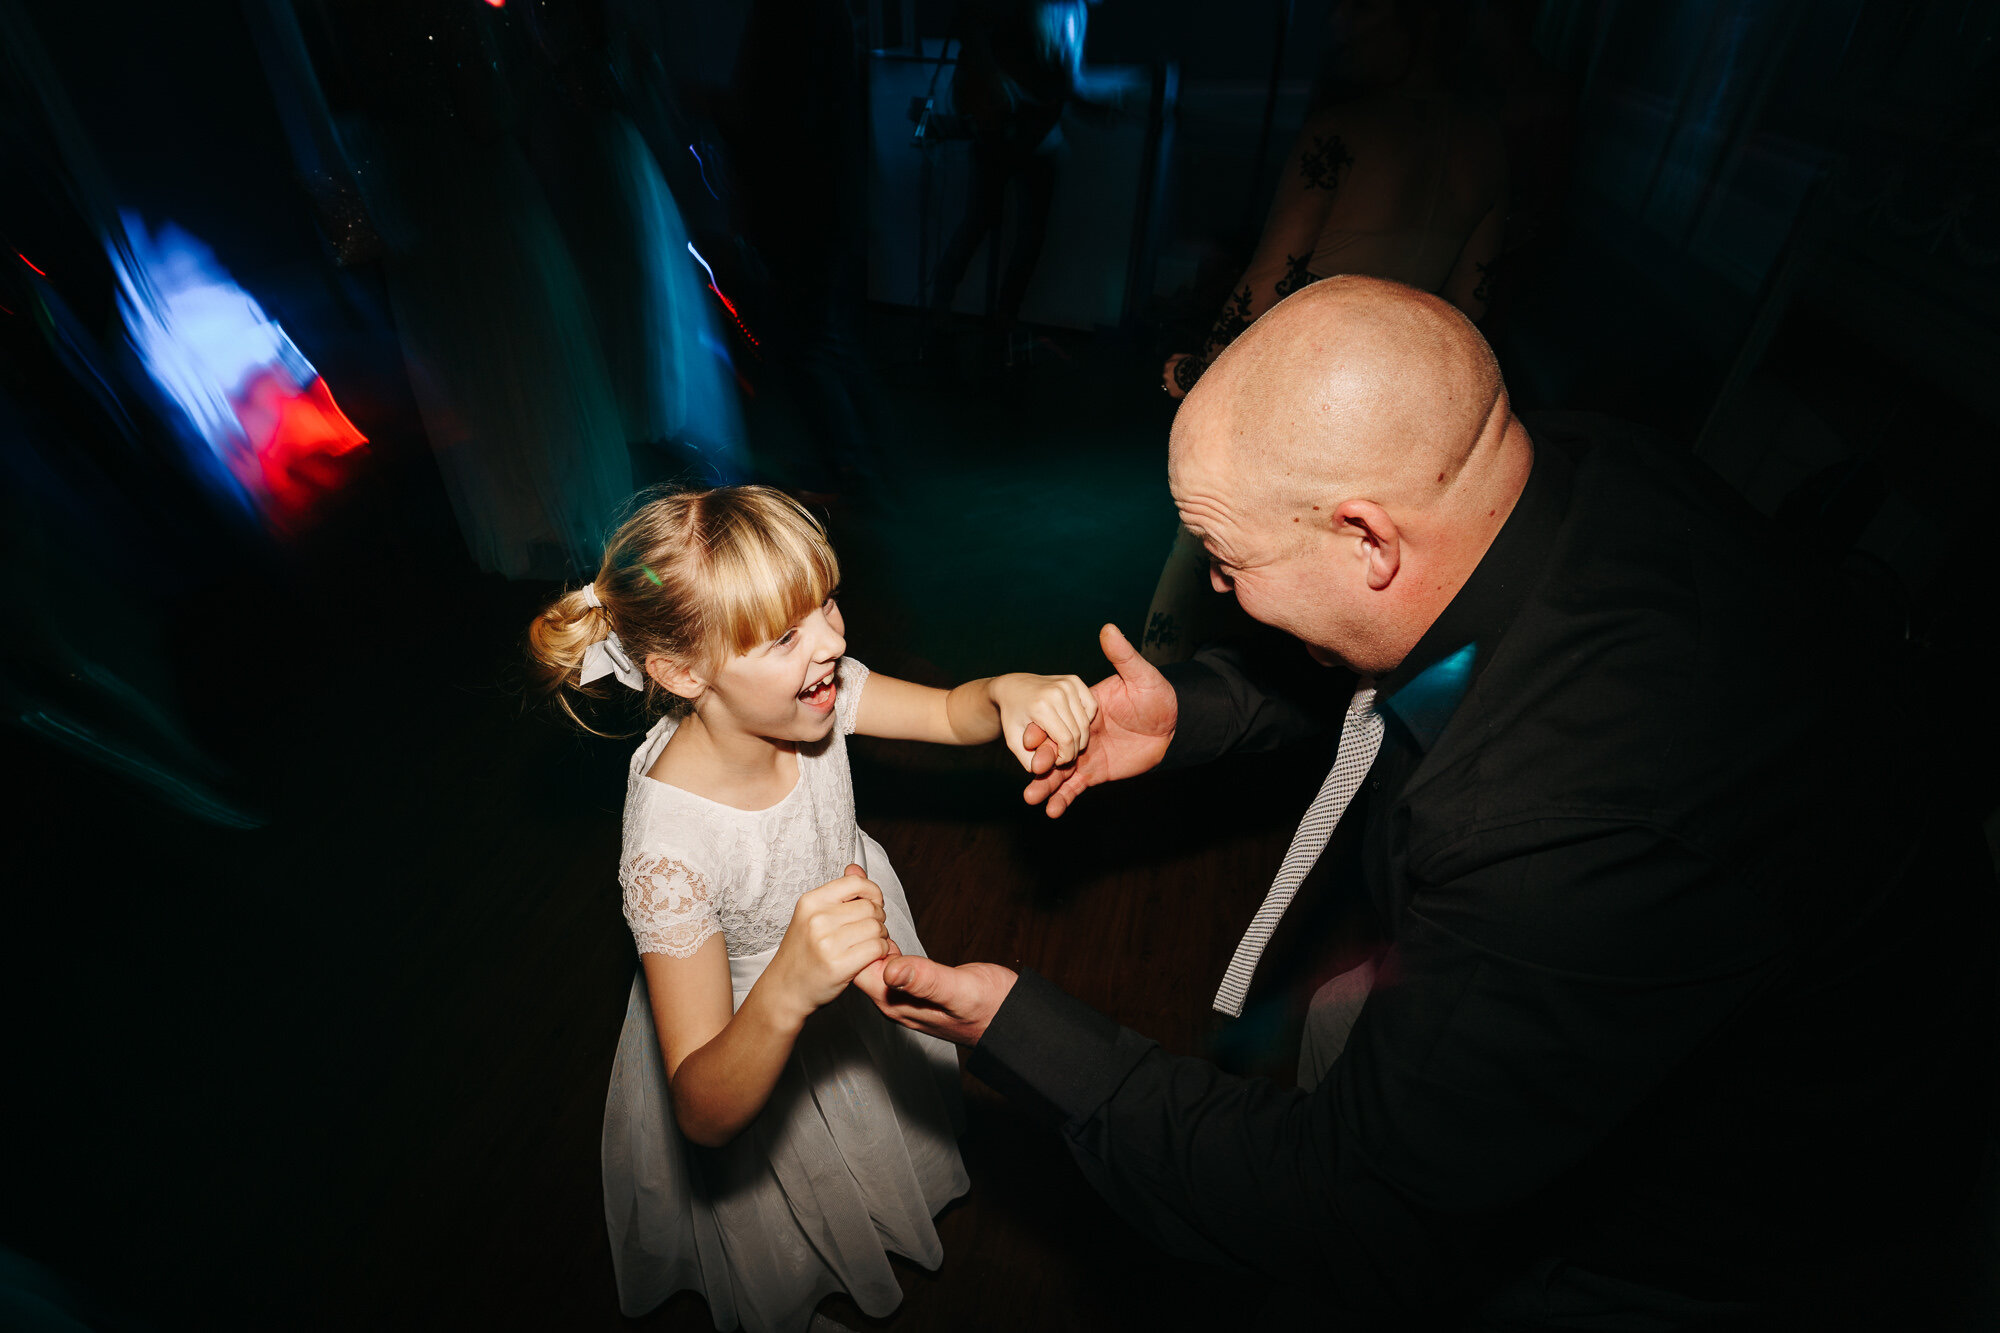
[857,278,1994,1326]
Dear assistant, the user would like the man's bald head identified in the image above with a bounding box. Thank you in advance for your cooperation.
[1171,275,1507,514]
[1168,276,1532,675]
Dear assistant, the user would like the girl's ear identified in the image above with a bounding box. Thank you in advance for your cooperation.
[646,653,705,701]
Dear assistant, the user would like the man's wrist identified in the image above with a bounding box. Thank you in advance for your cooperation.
[967,968,1148,1130]
[1155,660,1214,769]
[969,965,1019,1046]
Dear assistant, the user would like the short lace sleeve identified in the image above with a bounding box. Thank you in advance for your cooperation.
[620,851,722,959]
[835,657,869,736]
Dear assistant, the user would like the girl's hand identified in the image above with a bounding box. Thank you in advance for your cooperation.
[767,865,893,1022]
[988,673,1098,772]
[1021,624,1176,818]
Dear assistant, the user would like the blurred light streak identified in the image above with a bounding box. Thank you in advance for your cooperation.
[29,266,141,440]
[107,212,365,524]
[235,367,368,509]
[688,144,720,199]
[17,250,47,276]
[19,707,265,829]
[685,240,759,349]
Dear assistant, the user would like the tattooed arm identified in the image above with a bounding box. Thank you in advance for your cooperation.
[1164,120,1349,398]
[1439,195,1507,323]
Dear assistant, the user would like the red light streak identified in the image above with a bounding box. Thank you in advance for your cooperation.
[685,240,760,349]
[18,252,47,277]
[233,369,368,513]
[709,284,760,349]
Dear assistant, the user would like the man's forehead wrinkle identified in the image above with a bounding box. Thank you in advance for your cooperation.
[1174,468,1256,561]
[1176,388,1264,491]
[1176,488,1241,536]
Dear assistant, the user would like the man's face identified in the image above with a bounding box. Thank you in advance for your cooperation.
[1170,437,1357,670]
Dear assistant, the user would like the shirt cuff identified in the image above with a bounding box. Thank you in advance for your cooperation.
[1158,659,1229,770]
[967,968,1156,1131]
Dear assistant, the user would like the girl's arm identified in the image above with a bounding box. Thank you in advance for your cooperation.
[646,868,893,1148]
[855,671,1098,772]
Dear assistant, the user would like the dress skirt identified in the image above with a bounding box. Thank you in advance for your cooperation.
[601,831,967,1330]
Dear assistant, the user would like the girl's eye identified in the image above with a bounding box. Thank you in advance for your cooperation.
[775,629,798,648]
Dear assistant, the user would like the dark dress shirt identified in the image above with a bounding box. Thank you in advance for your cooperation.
[968,417,1996,1324]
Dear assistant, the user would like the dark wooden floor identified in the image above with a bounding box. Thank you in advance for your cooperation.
[6,341,1352,1330]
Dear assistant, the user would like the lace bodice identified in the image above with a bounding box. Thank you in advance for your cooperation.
[619,659,869,959]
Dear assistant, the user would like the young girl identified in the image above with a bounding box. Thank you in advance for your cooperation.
[527,486,1096,1331]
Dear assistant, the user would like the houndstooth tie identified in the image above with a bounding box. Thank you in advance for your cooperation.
[1213,680,1386,1018]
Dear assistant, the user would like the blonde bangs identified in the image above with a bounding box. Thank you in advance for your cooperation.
[534,484,845,730]
[702,491,841,657]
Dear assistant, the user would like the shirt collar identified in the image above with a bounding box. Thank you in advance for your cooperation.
[1375,433,1571,752]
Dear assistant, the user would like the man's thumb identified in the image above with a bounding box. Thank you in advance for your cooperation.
[884,955,939,995]
[1101,623,1154,681]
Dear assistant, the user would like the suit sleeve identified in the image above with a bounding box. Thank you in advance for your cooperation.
[966,823,1784,1313]
[1159,642,1343,770]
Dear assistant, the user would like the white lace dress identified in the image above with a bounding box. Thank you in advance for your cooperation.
[601,658,968,1330]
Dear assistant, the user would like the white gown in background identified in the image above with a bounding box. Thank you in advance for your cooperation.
[369,117,635,580]
[600,659,967,1331]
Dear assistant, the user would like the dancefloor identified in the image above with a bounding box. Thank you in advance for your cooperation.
[8,331,1354,1329]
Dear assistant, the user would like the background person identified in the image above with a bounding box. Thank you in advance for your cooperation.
[929,0,1094,331]
[1143,0,1507,666]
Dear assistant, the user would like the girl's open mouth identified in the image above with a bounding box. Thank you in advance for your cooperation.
[799,676,836,711]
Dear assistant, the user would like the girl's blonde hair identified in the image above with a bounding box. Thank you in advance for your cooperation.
[527,485,840,730]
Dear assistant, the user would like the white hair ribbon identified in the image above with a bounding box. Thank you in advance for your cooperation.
[577,583,647,691]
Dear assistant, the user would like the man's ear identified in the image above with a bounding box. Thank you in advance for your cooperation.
[646,653,706,701]
[1335,499,1402,592]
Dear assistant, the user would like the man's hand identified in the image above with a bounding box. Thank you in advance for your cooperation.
[1021,624,1177,817]
[853,954,1018,1047]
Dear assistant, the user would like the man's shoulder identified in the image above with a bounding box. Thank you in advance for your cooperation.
[1526,412,1834,633]
[1413,420,1858,860]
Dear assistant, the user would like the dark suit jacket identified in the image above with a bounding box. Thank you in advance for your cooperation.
[969,418,1996,1325]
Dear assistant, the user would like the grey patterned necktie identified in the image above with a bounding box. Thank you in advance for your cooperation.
[1213,680,1386,1018]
